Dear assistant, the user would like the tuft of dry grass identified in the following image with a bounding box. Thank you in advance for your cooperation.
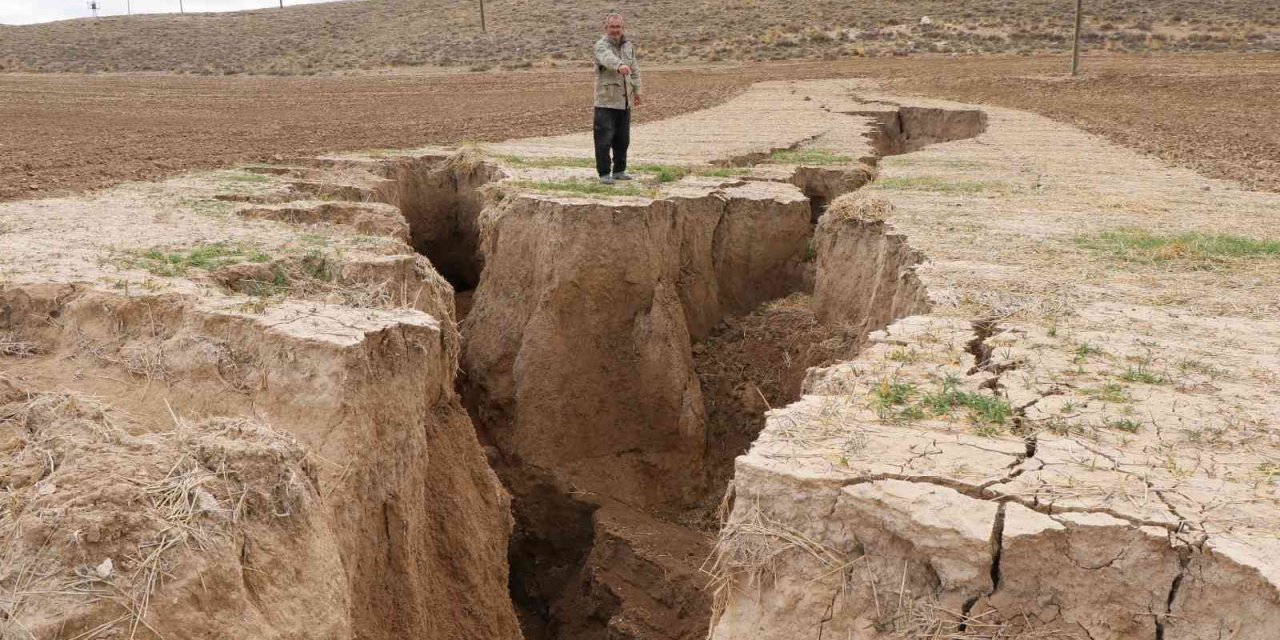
[824,193,895,224]
[704,501,858,632]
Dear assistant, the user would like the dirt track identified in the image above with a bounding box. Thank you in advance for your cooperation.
[2,53,1279,203]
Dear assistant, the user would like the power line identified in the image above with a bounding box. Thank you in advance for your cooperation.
[1072,0,1085,75]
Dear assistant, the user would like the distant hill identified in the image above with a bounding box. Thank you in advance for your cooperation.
[1,0,1277,75]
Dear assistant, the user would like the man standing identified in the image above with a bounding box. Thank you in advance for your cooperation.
[593,13,642,185]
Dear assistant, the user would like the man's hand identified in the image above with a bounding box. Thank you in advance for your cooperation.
[618,64,633,76]
[633,94,643,107]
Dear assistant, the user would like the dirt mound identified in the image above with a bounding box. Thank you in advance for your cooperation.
[0,382,351,639]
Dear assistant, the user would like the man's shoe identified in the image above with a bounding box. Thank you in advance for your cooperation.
[600,175,616,185]
[612,172,633,181]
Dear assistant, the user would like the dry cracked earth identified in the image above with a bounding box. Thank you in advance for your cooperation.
[2,74,1279,640]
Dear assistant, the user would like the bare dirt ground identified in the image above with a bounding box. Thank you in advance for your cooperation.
[3,53,1277,205]
[4,67,1279,638]
[2,0,1275,74]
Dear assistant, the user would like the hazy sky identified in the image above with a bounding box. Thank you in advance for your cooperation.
[0,0,346,25]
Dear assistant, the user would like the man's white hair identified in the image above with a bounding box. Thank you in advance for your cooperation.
[603,11,624,24]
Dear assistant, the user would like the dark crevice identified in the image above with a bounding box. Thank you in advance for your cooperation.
[961,501,1007,631]
[1156,547,1193,640]
[965,317,1002,371]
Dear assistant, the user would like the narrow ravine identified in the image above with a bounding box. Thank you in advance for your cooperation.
[363,103,986,639]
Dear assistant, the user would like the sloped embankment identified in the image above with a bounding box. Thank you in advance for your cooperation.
[0,182,521,638]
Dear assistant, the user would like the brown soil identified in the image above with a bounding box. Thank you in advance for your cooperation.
[3,53,1278,207]
[1,0,1276,74]
[691,294,863,528]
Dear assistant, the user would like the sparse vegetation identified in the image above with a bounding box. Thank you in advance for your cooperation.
[875,176,1013,194]
[497,155,596,169]
[888,348,923,363]
[1104,416,1144,433]
[508,179,655,198]
[120,243,271,277]
[870,375,1015,432]
[1119,365,1169,385]
[1073,342,1105,364]
[919,376,1014,428]
[1082,382,1132,404]
[768,149,852,166]
[1077,229,1280,268]
[3,0,1273,76]
[217,171,272,185]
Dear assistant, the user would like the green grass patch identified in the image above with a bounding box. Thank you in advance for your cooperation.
[767,148,852,166]
[640,165,690,183]
[1077,228,1280,268]
[871,375,1015,431]
[124,242,271,277]
[509,179,655,198]
[920,377,1014,427]
[875,176,1011,194]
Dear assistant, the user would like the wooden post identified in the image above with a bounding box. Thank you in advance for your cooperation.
[480,0,487,32]
[1072,0,1084,76]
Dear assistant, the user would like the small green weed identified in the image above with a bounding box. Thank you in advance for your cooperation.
[872,379,917,407]
[645,165,690,183]
[1103,417,1143,433]
[1073,342,1104,364]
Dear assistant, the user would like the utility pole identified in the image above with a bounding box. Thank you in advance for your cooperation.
[280,1,285,7]
[1071,0,1084,76]
[479,0,487,32]
[127,0,131,15]
[179,0,184,14]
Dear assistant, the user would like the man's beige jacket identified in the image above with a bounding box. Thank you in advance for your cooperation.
[594,35,642,110]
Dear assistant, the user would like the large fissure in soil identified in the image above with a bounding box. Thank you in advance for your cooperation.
[376,104,979,639]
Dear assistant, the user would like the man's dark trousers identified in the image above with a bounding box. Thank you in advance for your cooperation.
[594,107,631,177]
